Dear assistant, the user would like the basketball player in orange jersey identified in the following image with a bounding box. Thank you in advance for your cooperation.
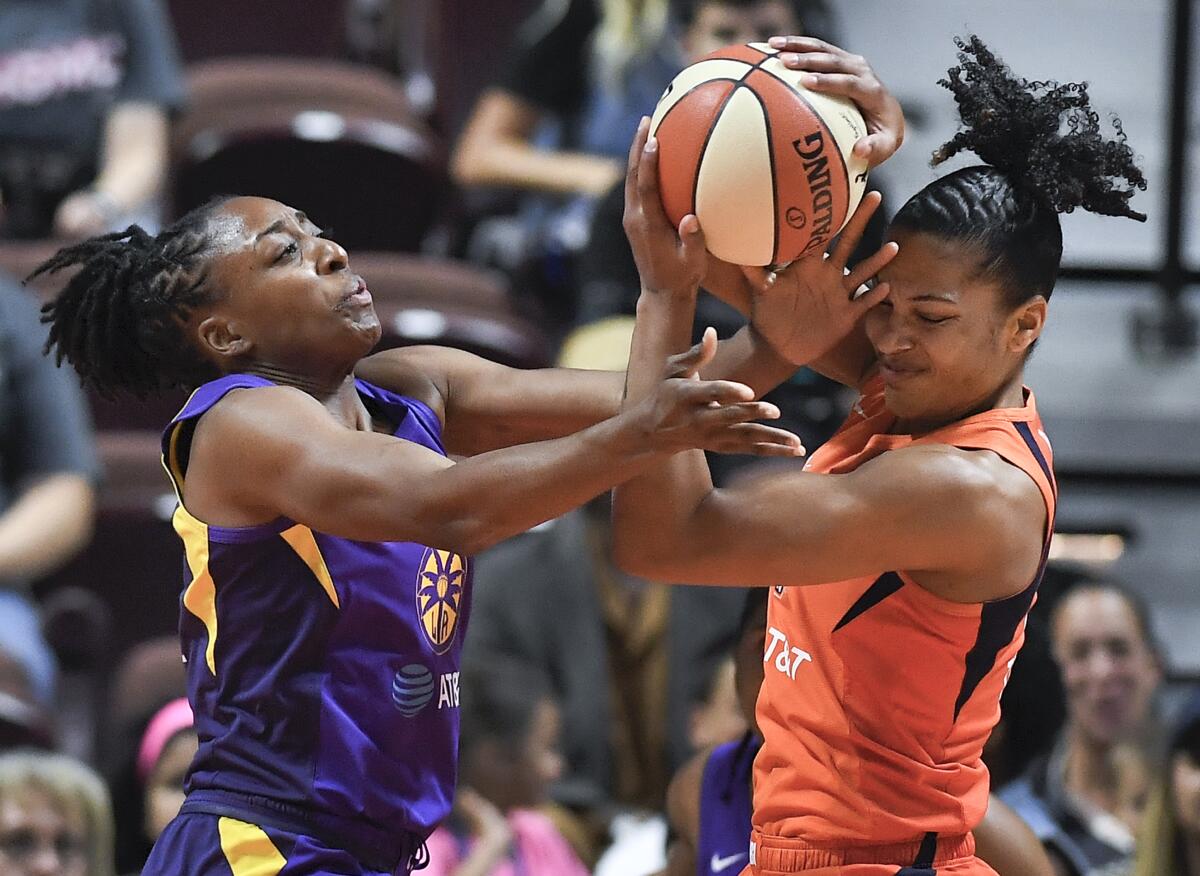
[614,35,1147,876]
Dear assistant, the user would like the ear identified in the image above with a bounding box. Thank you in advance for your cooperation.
[1008,295,1047,354]
[196,314,252,361]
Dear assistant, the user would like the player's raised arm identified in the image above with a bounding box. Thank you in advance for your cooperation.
[185,342,799,555]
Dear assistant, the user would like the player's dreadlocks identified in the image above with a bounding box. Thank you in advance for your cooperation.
[31,198,232,398]
[890,35,1147,306]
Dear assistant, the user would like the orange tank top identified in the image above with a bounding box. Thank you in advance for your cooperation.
[751,376,1056,848]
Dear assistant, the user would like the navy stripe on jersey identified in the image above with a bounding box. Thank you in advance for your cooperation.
[1013,421,1056,496]
[833,572,905,632]
[952,575,1040,720]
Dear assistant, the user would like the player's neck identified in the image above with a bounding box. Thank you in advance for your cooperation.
[240,363,367,429]
[891,369,1026,435]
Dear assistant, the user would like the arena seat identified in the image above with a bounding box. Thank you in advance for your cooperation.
[167,0,350,63]
[36,431,182,668]
[422,0,543,135]
[172,58,445,252]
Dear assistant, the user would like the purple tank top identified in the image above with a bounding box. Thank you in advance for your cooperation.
[697,734,759,876]
[160,374,471,856]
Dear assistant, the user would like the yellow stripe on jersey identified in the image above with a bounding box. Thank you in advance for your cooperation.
[175,506,219,675]
[280,524,341,609]
[218,817,287,876]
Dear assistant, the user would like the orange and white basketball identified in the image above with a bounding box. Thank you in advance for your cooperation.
[650,43,870,267]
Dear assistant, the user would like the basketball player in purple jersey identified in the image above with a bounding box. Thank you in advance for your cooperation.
[31,194,808,875]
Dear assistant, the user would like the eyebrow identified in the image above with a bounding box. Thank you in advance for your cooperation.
[911,293,959,303]
[255,219,287,242]
[254,211,311,243]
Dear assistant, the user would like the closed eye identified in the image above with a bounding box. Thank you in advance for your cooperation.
[918,314,954,324]
[273,240,300,264]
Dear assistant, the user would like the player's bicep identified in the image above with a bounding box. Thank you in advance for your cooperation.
[266,430,453,540]
[676,454,999,585]
[193,390,452,541]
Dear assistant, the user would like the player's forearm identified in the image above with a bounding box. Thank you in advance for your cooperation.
[612,291,715,577]
[706,325,798,399]
[386,414,668,554]
[442,334,790,454]
[0,474,95,581]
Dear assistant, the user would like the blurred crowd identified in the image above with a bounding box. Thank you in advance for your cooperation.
[0,1,1195,874]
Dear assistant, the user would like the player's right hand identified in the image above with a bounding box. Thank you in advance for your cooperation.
[626,328,805,457]
[743,192,895,366]
[769,36,905,167]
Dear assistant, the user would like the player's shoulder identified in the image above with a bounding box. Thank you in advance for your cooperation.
[356,348,445,416]
[188,384,337,465]
[853,443,1045,548]
[867,442,1038,504]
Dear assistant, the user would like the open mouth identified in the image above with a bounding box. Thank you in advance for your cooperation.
[340,276,373,308]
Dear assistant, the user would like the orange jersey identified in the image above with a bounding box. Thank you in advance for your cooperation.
[751,377,1056,851]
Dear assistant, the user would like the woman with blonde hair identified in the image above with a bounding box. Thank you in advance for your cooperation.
[1134,694,1200,876]
[0,750,115,876]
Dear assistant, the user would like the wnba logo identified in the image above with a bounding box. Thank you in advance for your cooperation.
[416,548,468,654]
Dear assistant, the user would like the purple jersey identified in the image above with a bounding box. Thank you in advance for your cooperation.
[160,374,471,864]
[697,734,759,876]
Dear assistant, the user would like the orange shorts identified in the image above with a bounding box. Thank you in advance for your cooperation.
[741,831,999,875]
[739,858,998,876]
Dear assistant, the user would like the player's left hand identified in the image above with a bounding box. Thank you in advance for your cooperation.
[745,191,896,366]
[623,115,707,297]
[769,36,904,167]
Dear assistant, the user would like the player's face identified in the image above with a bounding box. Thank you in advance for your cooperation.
[193,197,381,377]
[684,1,800,62]
[865,231,1040,431]
[0,789,88,876]
[1052,589,1161,747]
[1171,748,1200,837]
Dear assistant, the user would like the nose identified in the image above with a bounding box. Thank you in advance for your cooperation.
[27,847,61,876]
[865,309,912,356]
[315,235,348,275]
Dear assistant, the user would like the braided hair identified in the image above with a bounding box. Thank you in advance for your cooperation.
[891,35,1147,307]
[31,198,233,398]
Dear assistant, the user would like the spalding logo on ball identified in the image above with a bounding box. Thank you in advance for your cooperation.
[650,42,869,267]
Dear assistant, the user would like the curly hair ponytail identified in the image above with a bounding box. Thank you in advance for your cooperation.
[890,36,1147,306]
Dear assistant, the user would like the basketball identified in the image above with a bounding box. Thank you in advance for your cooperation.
[650,43,870,267]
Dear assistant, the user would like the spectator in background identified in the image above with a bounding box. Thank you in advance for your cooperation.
[102,638,187,875]
[0,0,186,239]
[1000,577,1164,876]
[0,274,99,712]
[125,699,194,874]
[0,749,115,876]
[450,0,829,325]
[1134,691,1200,876]
[423,660,588,876]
